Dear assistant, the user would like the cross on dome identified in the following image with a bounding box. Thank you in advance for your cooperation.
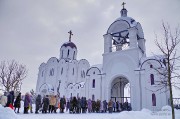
[122,2,126,9]
[68,30,73,42]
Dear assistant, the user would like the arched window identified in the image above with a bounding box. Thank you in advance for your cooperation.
[92,94,95,101]
[152,93,156,106]
[150,64,153,68]
[92,79,95,88]
[150,74,154,85]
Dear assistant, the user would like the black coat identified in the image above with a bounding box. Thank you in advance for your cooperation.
[36,95,41,109]
[14,94,21,108]
[42,97,49,110]
[6,91,14,107]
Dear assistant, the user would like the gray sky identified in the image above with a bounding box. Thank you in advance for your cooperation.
[0,0,180,96]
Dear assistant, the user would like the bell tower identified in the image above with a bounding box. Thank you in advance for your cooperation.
[103,4,146,56]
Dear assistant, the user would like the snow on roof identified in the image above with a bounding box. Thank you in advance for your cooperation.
[116,16,138,27]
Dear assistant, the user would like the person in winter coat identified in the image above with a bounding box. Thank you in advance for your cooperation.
[87,99,92,113]
[116,101,121,112]
[60,95,66,113]
[113,101,116,112]
[108,99,113,113]
[35,94,41,114]
[103,100,108,113]
[71,96,77,113]
[66,99,70,112]
[24,92,30,114]
[81,97,87,113]
[14,92,21,113]
[92,100,96,113]
[54,95,60,113]
[0,92,7,107]
[96,99,101,113]
[76,97,81,113]
[42,95,49,113]
[6,91,14,107]
[49,95,56,113]
[100,100,104,113]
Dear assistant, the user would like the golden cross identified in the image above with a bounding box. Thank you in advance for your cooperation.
[68,30,73,42]
[122,2,126,9]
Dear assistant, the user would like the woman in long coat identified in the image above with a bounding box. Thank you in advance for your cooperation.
[24,92,30,114]
[35,94,41,114]
[14,92,21,113]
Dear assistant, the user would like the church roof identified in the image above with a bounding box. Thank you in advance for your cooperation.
[115,16,137,27]
[61,41,77,49]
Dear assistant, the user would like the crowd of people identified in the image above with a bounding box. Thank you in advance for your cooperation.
[0,91,132,114]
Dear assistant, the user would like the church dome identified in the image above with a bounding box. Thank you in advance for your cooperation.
[115,16,137,27]
[61,41,77,49]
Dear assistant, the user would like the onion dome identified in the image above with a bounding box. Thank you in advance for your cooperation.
[61,41,77,49]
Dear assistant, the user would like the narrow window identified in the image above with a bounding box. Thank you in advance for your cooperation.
[150,74,154,85]
[73,68,74,75]
[52,68,54,76]
[77,93,79,98]
[61,68,63,75]
[67,49,70,57]
[42,71,44,77]
[92,94,95,101]
[92,79,95,88]
[93,71,95,74]
[71,93,72,98]
[73,51,75,59]
[83,70,85,78]
[152,93,156,106]
[61,50,63,58]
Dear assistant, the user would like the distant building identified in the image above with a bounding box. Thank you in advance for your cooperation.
[36,6,169,111]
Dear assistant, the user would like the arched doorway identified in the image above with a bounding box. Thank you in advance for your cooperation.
[111,76,131,110]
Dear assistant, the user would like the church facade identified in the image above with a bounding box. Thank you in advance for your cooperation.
[36,6,169,111]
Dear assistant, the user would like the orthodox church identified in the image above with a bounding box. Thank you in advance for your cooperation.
[36,5,169,111]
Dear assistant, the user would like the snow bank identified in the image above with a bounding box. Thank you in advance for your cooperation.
[0,104,17,119]
[161,105,171,111]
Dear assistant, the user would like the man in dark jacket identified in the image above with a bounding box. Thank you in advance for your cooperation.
[103,100,108,113]
[14,92,21,113]
[60,95,66,113]
[42,95,49,113]
[6,91,14,107]
[35,94,42,114]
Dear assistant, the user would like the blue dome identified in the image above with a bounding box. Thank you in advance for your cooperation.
[61,41,77,49]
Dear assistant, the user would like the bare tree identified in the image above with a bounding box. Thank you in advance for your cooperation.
[0,60,27,92]
[155,22,180,119]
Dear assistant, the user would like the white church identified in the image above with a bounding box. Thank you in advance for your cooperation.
[36,5,169,111]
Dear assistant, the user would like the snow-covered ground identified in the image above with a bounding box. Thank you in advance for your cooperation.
[0,104,180,119]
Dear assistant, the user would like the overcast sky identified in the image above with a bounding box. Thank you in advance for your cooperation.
[0,0,180,96]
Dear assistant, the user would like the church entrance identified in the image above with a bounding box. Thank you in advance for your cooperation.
[111,77,131,110]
